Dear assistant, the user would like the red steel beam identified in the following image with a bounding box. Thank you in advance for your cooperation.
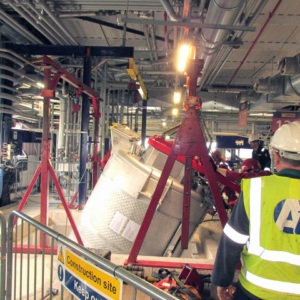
[16,164,41,215]
[40,68,51,231]
[124,259,214,270]
[43,55,102,100]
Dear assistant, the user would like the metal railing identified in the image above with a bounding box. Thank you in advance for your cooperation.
[6,210,178,300]
[0,211,6,300]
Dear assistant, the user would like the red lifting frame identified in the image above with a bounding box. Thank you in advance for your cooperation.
[16,56,103,249]
[127,58,228,267]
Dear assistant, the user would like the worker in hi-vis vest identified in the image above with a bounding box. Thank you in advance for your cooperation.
[211,121,300,300]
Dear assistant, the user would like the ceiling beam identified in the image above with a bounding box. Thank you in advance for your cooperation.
[76,17,169,43]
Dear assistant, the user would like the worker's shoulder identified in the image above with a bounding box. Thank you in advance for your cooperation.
[259,146,269,154]
[241,171,272,180]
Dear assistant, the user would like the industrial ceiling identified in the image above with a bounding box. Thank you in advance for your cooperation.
[0,0,299,139]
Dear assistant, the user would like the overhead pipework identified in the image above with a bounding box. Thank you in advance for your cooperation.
[198,0,246,74]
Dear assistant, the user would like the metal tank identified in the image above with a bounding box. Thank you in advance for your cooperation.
[74,125,213,257]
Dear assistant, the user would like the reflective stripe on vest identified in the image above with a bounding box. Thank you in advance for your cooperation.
[245,269,300,295]
[248,178,300,267]
[224,224,249,244]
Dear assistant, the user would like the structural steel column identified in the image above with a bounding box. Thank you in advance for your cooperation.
[79,48,91,209]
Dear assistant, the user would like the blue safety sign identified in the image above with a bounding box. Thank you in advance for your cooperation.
[65,269,107,300]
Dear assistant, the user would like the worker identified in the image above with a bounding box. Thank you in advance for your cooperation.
[211,121,300,300]
[216,158,271,183]
[248,133,270,170]
[212,150,226,166]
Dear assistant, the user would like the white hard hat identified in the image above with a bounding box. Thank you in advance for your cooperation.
[270,121,300,159]
[248,134,260,143]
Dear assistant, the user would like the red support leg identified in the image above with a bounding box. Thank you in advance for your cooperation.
[14,163,42,225]
[68,189,79,209]
[127,58,228,266]
[182,156,192,248]
[48,161,84,246]
[128,155,177,263]
[40,68,51,230]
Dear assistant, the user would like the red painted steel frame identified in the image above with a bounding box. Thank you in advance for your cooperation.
[128,58,228,265]
[48,162,83,245]
[147,137,240,193]
[182,156,192,247]
[12,245,58,255]
[43,55,102,100]
[16,64,85,246]
[124,259,214,270]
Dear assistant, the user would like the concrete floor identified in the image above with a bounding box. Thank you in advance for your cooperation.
[1,194,225,300]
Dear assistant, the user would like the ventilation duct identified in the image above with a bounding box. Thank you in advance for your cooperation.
[278,53,300,76]
[252,54,300,102]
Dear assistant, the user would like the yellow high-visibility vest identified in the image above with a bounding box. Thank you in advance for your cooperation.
[238,175,300,299]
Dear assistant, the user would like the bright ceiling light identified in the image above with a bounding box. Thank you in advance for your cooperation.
[173,90,181,104]
[37,82,45,88]
[177,45,190,72]
[172,107,179,116]
[162,121,166,127]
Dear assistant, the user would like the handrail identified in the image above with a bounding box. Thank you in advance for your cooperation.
[6,210,178,300]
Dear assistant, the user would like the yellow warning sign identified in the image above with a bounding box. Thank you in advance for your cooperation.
[58,247,64,264]
[65,249,122,300]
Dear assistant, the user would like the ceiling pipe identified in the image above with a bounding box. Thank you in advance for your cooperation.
[143,25,154,61]
[225,0,283,90]
[197,0,246,88]
[0,7,42,44]
[0,74,24,86]
[22,0,67,45]
[6,1,60,45]
[19,1,63,45]
[206,0,268,86]
[193,0,206,37]
[0,53,24,68]
[159,0,181,21]
[0,48,41,71]
[149,25,159,61]
[0,92,21,103]
[0,84,21,94]
[36,0,79,45]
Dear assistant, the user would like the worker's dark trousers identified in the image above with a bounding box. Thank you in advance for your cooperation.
[234,282,263,300]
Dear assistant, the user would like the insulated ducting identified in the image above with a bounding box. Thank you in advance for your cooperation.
[252,54,300,102]
[278,54,300,76]
[199,0,246,73]
[253,76,280,94]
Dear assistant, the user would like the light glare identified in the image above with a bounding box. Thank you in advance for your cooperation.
[37,82,45,88]
[172,108,179,116]
[177,45,189,72]
[173,91,181,104]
